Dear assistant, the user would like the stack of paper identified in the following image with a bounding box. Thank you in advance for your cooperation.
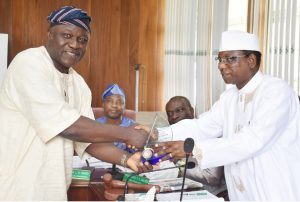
[156,190,224,201]
[150,177,203,192]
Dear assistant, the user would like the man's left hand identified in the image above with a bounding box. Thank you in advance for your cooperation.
[152,140,187,162]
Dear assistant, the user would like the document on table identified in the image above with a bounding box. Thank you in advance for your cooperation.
[156,190,224,201]
[149,177,203,192]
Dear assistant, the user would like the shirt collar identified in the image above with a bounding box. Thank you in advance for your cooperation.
[238,71,263,94]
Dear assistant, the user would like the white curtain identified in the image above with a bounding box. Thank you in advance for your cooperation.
[164,0,228,115]
[263,0,300,95]
[164,0,198,109]
[195,0,228,114]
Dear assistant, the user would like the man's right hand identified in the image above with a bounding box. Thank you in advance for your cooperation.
[124,125,149,149]
[134,124,159,141]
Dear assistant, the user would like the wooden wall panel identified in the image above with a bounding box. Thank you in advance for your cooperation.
[156,0,166,110]
[137,0,165,111]
[90,0,137,109]
[0,0,165,111]
[0,0,11,33]
[138,0,156,111]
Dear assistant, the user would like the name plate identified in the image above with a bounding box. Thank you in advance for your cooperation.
[72,169,91,180]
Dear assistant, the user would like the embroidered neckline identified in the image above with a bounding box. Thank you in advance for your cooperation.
[61,73,70,103]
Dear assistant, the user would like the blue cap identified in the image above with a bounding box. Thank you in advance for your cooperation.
[102,84,125,101]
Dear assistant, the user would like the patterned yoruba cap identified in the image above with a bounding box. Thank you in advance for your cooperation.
[102,84,126,101]
[47,6,91,33]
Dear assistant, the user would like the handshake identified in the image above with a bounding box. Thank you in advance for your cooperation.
[122,113,194,172]
[134,123,173,165]
[124,122,192,173]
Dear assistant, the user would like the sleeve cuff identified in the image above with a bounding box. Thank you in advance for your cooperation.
[74,142,92,158]
[192,144,203,167]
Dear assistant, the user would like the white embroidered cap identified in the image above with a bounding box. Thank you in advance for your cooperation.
[219,30,260,52]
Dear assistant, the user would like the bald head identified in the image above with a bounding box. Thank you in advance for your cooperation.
[165,96,194,125]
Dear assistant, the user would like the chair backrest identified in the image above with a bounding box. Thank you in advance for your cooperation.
[92,107,136,120]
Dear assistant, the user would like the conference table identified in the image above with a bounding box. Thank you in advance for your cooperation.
[67,168,107,201]
[67,167,222,201]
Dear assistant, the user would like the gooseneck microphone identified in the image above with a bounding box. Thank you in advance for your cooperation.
[121,161,196,200]
[180,137,195,201]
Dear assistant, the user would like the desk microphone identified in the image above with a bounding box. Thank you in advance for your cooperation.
[119,161,196,201]
[180,138,195,201]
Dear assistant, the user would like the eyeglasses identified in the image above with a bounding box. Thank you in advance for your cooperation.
[215,55,248,65]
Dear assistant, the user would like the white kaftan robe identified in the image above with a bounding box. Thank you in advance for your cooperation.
[170,71,300,200]
[0,46,93,200]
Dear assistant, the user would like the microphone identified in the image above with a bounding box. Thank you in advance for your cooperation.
[180,138,194,201]
[121,161,196,200]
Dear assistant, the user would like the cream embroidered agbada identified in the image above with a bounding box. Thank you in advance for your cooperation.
[0,46,92,200]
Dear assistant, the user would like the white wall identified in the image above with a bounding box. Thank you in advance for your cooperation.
[0,33,8,87]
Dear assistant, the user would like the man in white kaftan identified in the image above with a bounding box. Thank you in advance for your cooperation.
[0,6,149,201]
[0,46,92,200]
[171,71,300,200]
[157,30,300,200]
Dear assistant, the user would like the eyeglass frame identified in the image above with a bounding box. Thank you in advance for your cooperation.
[215,54,249,65]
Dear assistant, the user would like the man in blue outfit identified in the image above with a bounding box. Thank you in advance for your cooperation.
[97,84,136,153]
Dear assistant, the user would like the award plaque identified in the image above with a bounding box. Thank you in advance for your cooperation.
[141,113,173,165]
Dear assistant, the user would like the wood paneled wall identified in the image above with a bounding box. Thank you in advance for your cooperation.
[0,0,165,111]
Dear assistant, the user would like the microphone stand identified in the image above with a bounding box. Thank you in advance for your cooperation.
[180,138,195,201]
[180,155,189,201]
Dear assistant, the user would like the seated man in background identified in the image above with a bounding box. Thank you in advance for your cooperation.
[165,96,227,197]
[94,84,178,179]
[96,83,136,153]
[165,96,194,125]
